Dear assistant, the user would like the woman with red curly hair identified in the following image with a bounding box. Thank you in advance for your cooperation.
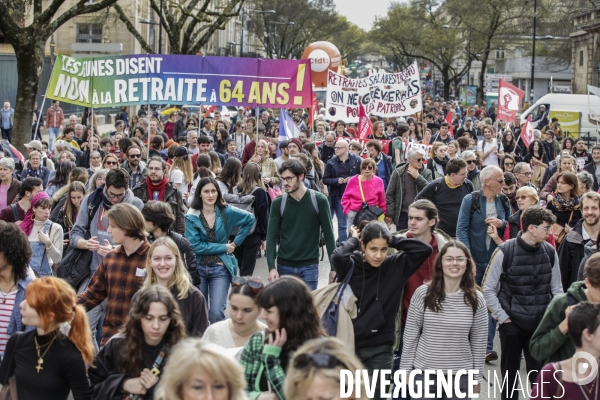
[0,276,94,399]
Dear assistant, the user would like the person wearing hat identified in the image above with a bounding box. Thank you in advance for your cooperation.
[541,123,560,161]
[0,157,19,210]
[24,140,55,171]
[534,104,549,129]
[457,116,477,140]
[288,138,304,156]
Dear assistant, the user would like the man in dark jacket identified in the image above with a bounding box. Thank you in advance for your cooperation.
[76,135,105,169]
[141,200,200,287]
[558,192,600,292]
[583,144,600,192]
[483,206,562,400]
[323,139,361,243]
[132,157,185,235]
[318,133,336,164]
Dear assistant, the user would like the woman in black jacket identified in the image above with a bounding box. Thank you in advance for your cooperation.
[331,221,432,400]
[133,237,209,337]
[89,285,186,400]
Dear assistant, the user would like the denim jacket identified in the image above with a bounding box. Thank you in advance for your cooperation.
[185,205,255,277]
[7,273,35,337]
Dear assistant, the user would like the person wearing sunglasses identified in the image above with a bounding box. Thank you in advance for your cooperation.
[501,153,517,174]
[401,240,487,398]
[122,144,147,189]
[102,153,120,170]
[284,337,367,400]
[483,206,563,400]
[203,276,266,354]
[134,236,208,337]
[330,222,432,400]
[342,157,386,230]
[461,150,482,190]
[385,147,432,230]
[512,162,535,189]
[240,276,324,400]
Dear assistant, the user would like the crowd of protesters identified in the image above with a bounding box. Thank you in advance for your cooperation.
[0,97,600,400]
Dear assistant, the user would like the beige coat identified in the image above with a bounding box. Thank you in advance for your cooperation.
[313,282,358,352]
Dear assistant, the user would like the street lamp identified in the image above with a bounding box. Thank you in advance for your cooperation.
[240,8,275,57]
[139,0,163,54]
[267,21,294,58]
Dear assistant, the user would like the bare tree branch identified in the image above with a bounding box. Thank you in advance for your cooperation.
[112,3,154,54]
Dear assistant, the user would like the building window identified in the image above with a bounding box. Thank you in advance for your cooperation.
[580,50,584,66]
[77,24,103,43]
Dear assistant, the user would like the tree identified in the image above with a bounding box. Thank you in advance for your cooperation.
[0,0,119,150]
[247,0,339,59]
[113,0,245,55]
[371,1,472,99]
[446,0,529,104]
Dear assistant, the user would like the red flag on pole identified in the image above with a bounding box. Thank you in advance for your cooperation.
[497,79,525,123]
[520,115,534,148]
[358,102,373,139]
[445,110,454,137]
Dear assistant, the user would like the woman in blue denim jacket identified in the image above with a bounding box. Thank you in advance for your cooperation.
[185,177,255,324]
[0,222,36,357]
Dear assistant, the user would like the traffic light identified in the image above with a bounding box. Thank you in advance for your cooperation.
[426,73,431,81]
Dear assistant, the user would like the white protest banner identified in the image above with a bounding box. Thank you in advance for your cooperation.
[325,61,422,123]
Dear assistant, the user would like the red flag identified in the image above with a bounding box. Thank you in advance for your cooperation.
[497,79,525,123]
[520,115,534,148]
[445,110,454,137]
[309,92,317,132]
[203,105,217,118]
[358,102,373,139]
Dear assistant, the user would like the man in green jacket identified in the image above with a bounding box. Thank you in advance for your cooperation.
[530,252,600,364]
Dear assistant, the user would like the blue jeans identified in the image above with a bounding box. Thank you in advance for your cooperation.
[278,264,319,291]
[330,197,347,243]
[48,127,60,151]
[198,263,232,324]
[476,261,497,353]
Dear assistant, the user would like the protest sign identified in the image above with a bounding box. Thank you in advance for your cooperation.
[325,61,422,122]
[46,54,312,108]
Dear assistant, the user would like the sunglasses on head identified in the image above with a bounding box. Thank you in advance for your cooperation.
[294,352,346,369]
[231,276,263,294]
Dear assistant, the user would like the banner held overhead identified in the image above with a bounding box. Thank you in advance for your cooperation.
[46,54,313,108]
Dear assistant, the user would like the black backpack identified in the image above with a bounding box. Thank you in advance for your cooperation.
[469,191,511,220]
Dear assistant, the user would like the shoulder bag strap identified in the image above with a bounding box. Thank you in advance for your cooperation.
[0,332,23,385]
[130,344,169,400]
[358,176,366,203]
[567,210,574,226]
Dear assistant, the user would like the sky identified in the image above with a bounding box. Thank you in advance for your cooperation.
[333,0,393,31]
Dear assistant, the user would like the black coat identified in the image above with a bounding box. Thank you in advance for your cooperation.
[557,219,588,292]
[132,180,186,235]
[583,162,599,192]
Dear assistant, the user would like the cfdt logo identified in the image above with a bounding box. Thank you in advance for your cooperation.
[308,49,330,73]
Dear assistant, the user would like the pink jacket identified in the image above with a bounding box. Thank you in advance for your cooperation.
[341,175,386,215]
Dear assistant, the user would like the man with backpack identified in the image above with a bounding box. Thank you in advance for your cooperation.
[483,206,562,400]
[457,165,512,362]
[266,159,336,290]
[69,168,144,343]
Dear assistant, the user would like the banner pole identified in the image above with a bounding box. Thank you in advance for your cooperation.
[36,60,56,144]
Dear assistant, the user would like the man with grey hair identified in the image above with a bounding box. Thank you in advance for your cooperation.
[318,132,336,164]
[74,124,85,144]
[0,157,19,209]
[457,164,512,362]
[385,146,433,229]
[138,117,149,133]
[68,114,78,126]
[513,162,534,189]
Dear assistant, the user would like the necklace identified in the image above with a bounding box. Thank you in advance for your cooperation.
[0,283,16,304]
[578,371,599,400]
[34,335,58,373]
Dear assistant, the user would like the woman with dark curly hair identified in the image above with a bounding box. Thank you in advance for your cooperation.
[240,276,324,400]
[89,285,186,400]
[400,240,487,396]
[0,221,34,355]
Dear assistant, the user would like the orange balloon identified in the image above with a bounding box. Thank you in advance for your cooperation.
[301,41,342,88]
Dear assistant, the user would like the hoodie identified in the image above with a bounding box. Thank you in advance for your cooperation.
[529,281,588,364]
[331,236,432,349]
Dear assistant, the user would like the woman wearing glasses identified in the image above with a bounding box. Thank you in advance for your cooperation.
[462,151,482,190]
[501,153,517,174]
[285,338,367,400]
[331,222,432,400]
[203,276,266,352]
[134,237,209,337]
[101,153,119,170]
[341,158,386,235]
[487,186,556,248]
[240,276,323,400]
[400,240,487,397]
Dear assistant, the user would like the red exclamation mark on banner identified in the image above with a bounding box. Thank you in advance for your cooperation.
[294,63,306,105]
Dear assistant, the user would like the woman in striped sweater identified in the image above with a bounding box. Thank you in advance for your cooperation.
[400,240,487,399]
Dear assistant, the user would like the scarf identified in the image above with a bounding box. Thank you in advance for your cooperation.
[467,167,479,182]
[444,176,462,189]
[19,192,50,236]
[27,166,41,178]
[146,176,169,201]
[101,185,133,211]
[433,157,448,168]
[551,193,581,212]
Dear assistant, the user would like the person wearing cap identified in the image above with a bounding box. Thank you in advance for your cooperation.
[457,117,477,140]
[21,150,50,188]
[1,101,14,143]
[541,124,560,161]
[533,104,549,129]
[0,158,19,210]
[24,140,55,171]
